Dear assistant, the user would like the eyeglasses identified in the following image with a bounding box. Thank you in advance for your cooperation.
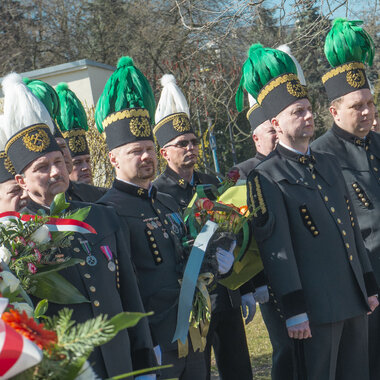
[164,138,200,149]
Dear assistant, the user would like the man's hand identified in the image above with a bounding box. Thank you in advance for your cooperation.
[216,240,236,275]
[367,295,379,315]
[287,320,312,340]
[241,293,256,324]
[253,285,269,304]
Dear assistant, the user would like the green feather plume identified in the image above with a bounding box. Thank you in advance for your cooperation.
[55,82,88,132]
[95,56,155,133]
[236,44,297,112]
[23,78,61,123]
[324,18,375,68]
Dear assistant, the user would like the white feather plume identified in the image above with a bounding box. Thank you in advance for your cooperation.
[277,44,306,86]
[248,93,258,108]
[0,115,8,150]
[155,74,190,123]
[1,73,54,140]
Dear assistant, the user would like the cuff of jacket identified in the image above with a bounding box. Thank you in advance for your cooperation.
[132,348,158,372]
[282,289,307,319]
[286,313,308,328]
[240,278,255,295]
[364,272,379,297]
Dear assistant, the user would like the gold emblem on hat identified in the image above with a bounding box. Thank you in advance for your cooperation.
[286,80,307,98]
[173,115,191,132]
[0,152,15,175]
[69,136,86,153]
[130,116,151,137]
[23,128,50,152]
[346,69,365,89]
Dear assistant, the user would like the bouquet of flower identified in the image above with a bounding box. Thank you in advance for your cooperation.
[172,169,260,356]
[0,193,164,379]
[0,293,151,380]
[0,193,96,306]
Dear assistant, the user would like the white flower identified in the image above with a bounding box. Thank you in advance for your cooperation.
[12,302,34,317]
[0,220,15,228]
[0,246,11,265]
[30,225,51,244]
[0,271,20,293]
[75,361,100,380]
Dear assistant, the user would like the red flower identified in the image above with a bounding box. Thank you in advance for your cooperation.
[226,169,240,183]
[28,263,37,274]
[27,241,36,248]
[195,198,214,211]
[2,309,57,350]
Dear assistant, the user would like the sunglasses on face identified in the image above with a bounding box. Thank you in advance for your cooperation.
[165,138,200,149]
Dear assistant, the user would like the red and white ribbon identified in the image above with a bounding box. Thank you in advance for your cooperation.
[0,298,42,379]
[0,212,96,235]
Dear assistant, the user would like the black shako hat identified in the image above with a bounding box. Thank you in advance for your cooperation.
[100,108,153,151]
[153,112,194,147]
[154,74,195,147]
[0,151,15,183]
[322,18,374,102]
[5,124,60,174]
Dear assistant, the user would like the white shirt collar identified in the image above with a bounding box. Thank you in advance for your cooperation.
[279,141,310,155]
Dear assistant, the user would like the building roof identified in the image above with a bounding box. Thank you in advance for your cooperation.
[10,59,116,80]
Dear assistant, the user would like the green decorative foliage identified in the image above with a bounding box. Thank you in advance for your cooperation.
[56,82,88,132]
[235,44,297,111]
[95,56,156,132]
[31,272,90,304]
[324,18,375,68]
[23,78,61,124]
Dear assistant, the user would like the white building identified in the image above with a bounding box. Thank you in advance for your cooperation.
[0,59,116,110]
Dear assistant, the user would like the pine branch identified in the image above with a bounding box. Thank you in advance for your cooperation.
[57,314,115,356]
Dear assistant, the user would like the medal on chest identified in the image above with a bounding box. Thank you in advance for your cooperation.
[100,245,116,272]
[79,238,98,266]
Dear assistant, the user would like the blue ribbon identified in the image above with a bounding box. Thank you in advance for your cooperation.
[172,220,219,344]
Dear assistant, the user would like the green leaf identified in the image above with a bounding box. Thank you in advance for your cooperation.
[34,299,49,318]
[30,272,89,304]
[50,193,70,216]
[109,311,153,334]
[33,258,84,277]
[65,206,91,222]
[18,286,34,308]
[64,355,89,380]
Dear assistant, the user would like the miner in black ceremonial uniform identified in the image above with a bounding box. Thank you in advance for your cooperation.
[233,93,298,380]
[2,72,156,379]
[236,43,379,380]
[232,96,277,180]
[152,74,253,380]
[95,58,234,380]
[312,18,380,380]
[24,78,106,203]
[56,82,94,186]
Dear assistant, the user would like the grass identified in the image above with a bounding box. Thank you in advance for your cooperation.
[211,307,272,379]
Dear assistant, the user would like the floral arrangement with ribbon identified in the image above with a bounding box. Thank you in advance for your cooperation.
[0,193,163,379]
[0,193,96,306]
[173,169,259,357]
[0,292,151,379]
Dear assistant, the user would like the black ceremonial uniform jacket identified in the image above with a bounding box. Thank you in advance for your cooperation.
[25,198,155,378]
[66,180,107,203]
[153,166,241,312]
[312,125,380,286]
[98,179,187,352]
[232,152,266,180]
[247,144,377,325]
